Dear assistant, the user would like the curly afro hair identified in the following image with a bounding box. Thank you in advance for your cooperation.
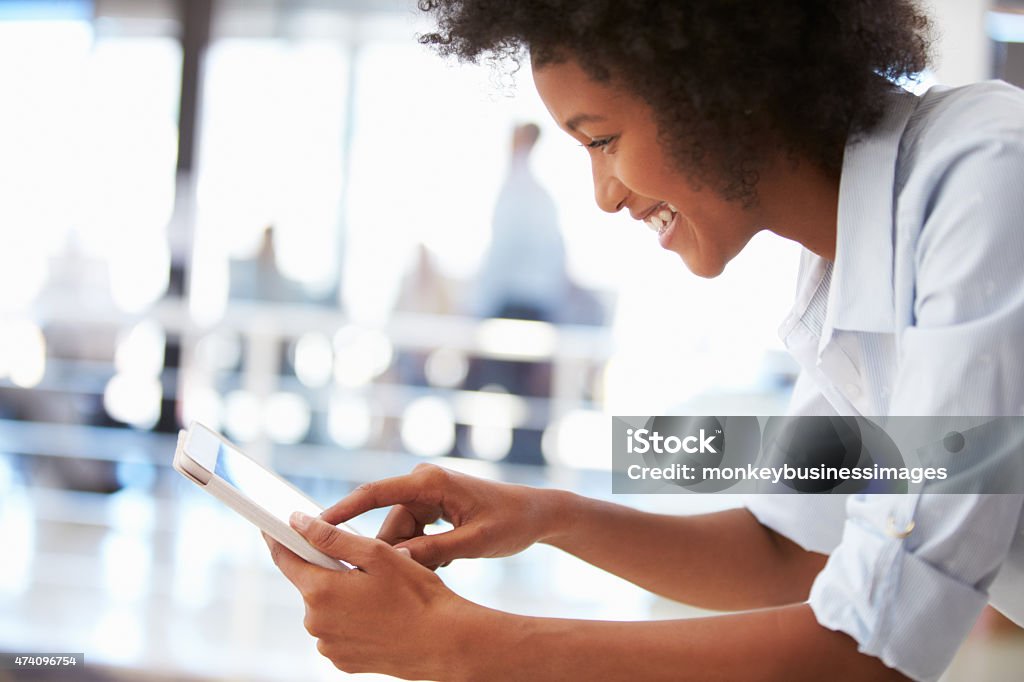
[417,0,932,203]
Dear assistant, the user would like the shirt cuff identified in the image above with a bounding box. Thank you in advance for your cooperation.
[808,518,988,682]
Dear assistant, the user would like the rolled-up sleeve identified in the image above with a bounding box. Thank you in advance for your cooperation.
[809,494,1023,681]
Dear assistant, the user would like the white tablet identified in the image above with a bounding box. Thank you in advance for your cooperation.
[173,421,358,570]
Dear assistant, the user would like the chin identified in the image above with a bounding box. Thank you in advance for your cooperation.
[679,252,727,279]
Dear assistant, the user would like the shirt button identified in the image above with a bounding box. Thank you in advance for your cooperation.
[886,517,916,539]
[845,383,861,398]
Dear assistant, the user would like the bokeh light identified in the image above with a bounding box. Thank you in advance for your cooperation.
[543,409,611,470]
[1,318,47,388]
[264,391,311,445]
[400,396,455,458]
[333,326,393,387]
[193,331,242,372]
[327,392,373,450]
[181,384,224,432]
[114,320,166,377]
[103,374,162,429]
[293,332,333,388]
[424,347,469,388]
[224,389,262,443]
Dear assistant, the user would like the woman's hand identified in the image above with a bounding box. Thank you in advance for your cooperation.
[264,512,488,680]
[320,463,565,569]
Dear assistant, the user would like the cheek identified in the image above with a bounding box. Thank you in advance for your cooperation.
[620,149,689,201]
[671,203,745,256]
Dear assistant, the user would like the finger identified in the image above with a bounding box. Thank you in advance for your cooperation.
[320,475,429,524]
[395,527,480,568]
[376,504,424,545]
[264,533,321,592]
[320,467,446,524]
[292,512,397,572]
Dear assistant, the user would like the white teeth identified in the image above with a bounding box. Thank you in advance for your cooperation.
[668,203,678,212]
[641,204,678,235]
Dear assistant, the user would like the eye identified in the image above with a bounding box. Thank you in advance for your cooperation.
[581,136,616,152]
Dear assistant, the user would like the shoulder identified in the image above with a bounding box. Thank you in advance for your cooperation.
[897,81,1024,182]
[889,82,1024,330]
[893,82,1024,217]
[909,80,1024,144]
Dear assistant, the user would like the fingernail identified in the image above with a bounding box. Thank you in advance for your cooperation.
[291,511,312,531]
[396,547,411,557]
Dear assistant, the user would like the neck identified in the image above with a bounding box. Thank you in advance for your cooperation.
[758,158,840,261]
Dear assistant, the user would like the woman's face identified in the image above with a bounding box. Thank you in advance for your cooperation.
[533,58,765,278]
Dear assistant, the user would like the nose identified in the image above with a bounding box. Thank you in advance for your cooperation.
[591,156,628,213]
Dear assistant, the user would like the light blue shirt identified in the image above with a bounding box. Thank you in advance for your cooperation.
[745,81,1024,682]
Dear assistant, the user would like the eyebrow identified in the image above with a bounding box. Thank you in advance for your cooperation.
[565,113,606,132]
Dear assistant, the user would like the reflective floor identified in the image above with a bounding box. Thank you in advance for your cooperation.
[1,451,1021,681]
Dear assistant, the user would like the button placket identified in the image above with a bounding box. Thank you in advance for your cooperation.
[818,344,865,409]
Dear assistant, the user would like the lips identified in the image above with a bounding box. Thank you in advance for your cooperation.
[633,202,665,222]
[637,202,679,235]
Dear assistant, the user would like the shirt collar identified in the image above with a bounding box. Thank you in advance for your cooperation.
[819,87,920,351]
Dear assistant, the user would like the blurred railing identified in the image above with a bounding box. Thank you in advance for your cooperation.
[6,292,616,473]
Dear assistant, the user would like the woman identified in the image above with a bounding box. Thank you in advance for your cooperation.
[264,2,1024,680]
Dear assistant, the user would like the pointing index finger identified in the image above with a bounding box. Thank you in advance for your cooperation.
[320,473,437,525]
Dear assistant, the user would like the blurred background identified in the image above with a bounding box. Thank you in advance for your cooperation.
[1,0,1023,679]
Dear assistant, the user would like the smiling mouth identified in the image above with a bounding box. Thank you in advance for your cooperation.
[642,203,679,235]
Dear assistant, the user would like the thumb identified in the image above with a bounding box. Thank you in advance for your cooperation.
[397,528,478,568]
[291,512,392,570]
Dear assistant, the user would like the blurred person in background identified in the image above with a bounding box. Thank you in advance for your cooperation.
[7,236,123,493]
[465,123,568,464]
[264,2,1024,680]
[229,225,304,304]
[391,242,455,389]
[471,122,568,324]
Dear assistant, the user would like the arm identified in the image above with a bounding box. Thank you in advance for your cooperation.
[323,464,825,611]
[462,603,908,682]
[541,492,828,610]
[268,513,906,682]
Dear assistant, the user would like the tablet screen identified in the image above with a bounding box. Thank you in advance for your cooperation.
[214,442,322,525]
